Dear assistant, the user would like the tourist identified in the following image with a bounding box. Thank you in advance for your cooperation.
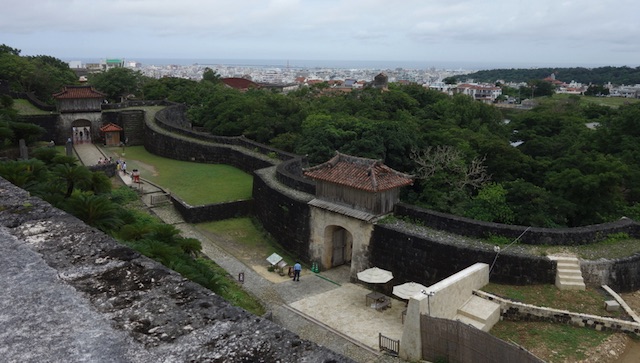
[293,262,301,281]
[97,157,103,165]
[132,169,140,183]
[121,161,127,175]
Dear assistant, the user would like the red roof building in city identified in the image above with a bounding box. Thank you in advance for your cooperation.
[221,78,260,91]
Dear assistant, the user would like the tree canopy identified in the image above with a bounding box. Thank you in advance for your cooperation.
[462,66,640,85]
[0,44,77,103]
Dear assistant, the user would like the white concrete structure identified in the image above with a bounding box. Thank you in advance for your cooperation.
[399,263,500,361]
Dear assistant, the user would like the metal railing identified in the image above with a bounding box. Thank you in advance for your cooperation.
[379,333,399,356]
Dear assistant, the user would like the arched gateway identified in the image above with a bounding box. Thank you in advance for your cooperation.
[303,152,413,278]
[52,85,106,145]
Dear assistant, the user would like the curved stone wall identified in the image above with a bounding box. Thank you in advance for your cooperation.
[395,203,640,246]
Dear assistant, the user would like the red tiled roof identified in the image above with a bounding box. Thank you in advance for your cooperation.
[304,152,413,192]
[99,123,123,132]
[221,78,260,90]
[52,85,106,99]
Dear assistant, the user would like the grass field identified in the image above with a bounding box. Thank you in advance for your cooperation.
[107,146,253,205]
[196,217,299,267]
[544,93,640,108]
[491,321,612,362]
[482,283,625,362]
[482,283,625,318]
[12,99,53,115]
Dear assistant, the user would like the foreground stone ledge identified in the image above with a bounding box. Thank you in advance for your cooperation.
[0,177,353,363]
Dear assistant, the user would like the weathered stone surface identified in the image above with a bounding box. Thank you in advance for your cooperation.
[0,177,353,363]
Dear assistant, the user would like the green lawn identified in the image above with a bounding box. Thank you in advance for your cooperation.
[13,99,53,115]
[491,321,611,362]
[106,146,253,205]
[196,218,299,267]
[544,93,640,108]
[482,283,625,318]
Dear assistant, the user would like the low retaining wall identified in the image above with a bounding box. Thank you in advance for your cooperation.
[475,290,640,335]
[581,256,640,292]
[171,196,254,224]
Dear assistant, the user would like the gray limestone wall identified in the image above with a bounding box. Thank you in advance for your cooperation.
[581,255,640,292]
[0,177,353,363]
[171,196,254,223]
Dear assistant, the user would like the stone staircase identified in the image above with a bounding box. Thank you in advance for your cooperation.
[454,295,501,332]
[550,255,586,290]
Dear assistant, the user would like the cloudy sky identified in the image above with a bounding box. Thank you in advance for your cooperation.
[2,0,639,69]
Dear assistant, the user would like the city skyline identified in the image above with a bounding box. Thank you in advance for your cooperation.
[3,0,640,70]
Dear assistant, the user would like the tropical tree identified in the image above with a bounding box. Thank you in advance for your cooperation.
[52,163,92,198]
[64,193,123,232]
[464,183,514,224]
[89,67,143,102]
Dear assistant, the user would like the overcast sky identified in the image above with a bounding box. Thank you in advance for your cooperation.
[2,0,639,69]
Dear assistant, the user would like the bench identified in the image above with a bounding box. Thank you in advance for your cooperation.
[375,297,391,311]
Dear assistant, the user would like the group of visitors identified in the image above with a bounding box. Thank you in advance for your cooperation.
[72,127,91,144]
[96,157,114,165]
[116,159,127,175]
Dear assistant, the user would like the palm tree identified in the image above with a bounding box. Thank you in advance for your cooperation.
[53,164,91,198]
[177,237,202,257]
[64,193,123,232]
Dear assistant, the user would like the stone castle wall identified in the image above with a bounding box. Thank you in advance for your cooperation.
[395,203,640,245]
[369,222,556,288]
[253,168,315,262]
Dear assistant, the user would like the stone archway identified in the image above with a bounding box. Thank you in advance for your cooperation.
[324,225,353,267]
[71,119,92,144]
[308,206,375,278]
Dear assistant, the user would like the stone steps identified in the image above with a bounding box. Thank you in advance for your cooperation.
[454,295,501,332]
[550,255,586,290]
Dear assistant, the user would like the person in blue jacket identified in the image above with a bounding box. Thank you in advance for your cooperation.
[293,262,302,281]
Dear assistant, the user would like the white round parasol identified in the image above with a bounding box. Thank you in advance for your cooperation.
[392,282,428,299]
[357,267,394,284]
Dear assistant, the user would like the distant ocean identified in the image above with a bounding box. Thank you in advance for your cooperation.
[66,58,622,71]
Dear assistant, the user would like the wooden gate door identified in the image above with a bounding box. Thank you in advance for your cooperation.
[332,228,346,266]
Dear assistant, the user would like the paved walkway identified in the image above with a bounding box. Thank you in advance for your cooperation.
[74,143,406,363]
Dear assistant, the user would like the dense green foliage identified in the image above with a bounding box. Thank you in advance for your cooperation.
[0,44,77,103]
[462,66,640,85]
[0,95,47,148]
[176,80,640,227]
